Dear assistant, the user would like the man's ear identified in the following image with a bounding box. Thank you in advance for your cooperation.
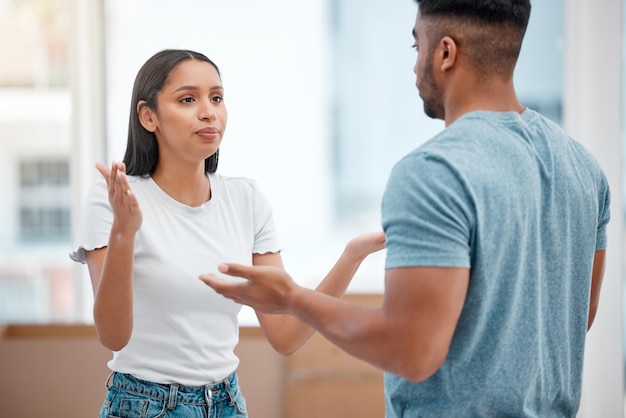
[137,100,157,132]
[439,36,457,72]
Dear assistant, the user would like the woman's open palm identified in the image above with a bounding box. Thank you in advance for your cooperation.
[96,161,142,234]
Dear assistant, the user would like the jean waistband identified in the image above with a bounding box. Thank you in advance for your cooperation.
[107,371,239,408]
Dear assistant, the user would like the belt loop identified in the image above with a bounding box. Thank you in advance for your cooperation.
[167,384,179,410]
[224,373,236,406]
[104,371,115,389]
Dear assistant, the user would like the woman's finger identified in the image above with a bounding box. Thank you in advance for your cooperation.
[115,169,130,202]
[95,162,111,185]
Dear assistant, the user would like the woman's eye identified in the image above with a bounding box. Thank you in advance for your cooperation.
[181,97,195,103]
[211,95,223,103]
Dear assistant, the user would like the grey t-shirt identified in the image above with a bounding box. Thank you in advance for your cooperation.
[382,109,610,417]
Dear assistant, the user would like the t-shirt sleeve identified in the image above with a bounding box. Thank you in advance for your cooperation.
[382,153,473,270]
[69,179,113,264]
[251,182,282,255]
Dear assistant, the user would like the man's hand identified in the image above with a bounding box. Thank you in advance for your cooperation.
[199,263,302,314]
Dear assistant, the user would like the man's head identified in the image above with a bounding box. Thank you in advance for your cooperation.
[412,0,531,119]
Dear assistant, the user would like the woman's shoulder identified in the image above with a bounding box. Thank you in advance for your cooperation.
[210,173,272,209]
[210,173,260,192]
[126,174,150,184]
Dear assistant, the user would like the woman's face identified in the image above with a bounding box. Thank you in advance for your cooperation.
[142,59,227,165]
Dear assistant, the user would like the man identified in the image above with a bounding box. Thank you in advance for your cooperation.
[200,0,610,416]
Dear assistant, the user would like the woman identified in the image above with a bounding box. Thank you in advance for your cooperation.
[70,49,384,417]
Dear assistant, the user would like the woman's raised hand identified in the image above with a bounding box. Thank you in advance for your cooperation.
[96,161,142,234]
[344,231,386,261]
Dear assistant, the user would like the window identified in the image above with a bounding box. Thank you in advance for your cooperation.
[0,0,75,323]
[19,159,71,241]
[330,0,564,224]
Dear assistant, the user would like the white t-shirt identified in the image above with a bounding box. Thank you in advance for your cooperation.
[70,173,281,385]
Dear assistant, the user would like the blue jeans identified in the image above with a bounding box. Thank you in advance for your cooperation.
[99,371,247,418]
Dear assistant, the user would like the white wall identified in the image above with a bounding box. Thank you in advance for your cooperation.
[101,0,374,297]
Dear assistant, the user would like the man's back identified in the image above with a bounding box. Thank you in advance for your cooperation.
[382,108,610,417]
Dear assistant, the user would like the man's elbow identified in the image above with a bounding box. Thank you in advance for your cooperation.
[392,346,447,382]
[399,360,445,383]
[587,305,599,331]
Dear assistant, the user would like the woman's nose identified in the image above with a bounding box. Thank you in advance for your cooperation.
[199,100,217,121]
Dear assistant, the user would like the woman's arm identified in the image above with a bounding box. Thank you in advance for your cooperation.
[251,231,385,355]
[86,162,142,351]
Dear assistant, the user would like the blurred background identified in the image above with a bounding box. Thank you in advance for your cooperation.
[0,0,622,416]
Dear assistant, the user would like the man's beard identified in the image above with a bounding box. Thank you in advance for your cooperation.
[419,62,444,120]
[423,98,440,119]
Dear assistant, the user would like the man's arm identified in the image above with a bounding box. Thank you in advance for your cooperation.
[201,264,468,381]
[252,232,385,355]
[588,249,606,330]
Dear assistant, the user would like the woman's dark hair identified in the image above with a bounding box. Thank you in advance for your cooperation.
[123,49,221,176]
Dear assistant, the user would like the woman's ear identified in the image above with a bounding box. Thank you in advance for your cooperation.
[137,100,157,132]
